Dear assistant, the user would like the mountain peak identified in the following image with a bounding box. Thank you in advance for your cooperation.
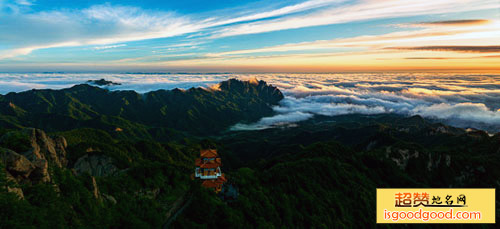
[86,79,121,86]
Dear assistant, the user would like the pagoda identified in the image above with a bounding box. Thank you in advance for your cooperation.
[193,149,226,193]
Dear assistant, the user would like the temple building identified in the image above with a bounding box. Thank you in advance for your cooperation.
[193,149,226,193]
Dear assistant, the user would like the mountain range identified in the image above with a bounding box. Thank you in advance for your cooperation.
[1,79,499,228]
[0,79,283,138]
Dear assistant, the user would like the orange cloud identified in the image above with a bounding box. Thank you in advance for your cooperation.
[386,46,500,53]
[415,19,491,26]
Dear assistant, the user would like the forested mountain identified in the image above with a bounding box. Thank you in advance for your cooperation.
[1,79,499,228]
[0,79,283,136]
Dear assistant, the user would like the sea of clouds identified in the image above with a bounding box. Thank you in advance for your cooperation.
[1,73,499,133]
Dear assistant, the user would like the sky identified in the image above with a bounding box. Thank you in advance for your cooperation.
[0,0,499,72]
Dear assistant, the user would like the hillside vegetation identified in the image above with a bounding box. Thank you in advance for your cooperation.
[1,79,499,228]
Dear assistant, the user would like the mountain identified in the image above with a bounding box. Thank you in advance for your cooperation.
[0,127,199,228]
[174,114,500,228]
[0,79,283,137]
[1,79,499,228]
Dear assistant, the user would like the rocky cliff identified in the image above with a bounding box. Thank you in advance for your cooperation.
[0,128,119,199]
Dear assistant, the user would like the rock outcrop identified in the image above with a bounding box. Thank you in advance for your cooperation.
[0,128,70,198]
[0,148,35,179]
[385,145,452,172]
[21,128,68,168]
[218,78,284,105]
[90,176,100,199]
[385,147,420,170]
[31,158,51,183]
[73,154,118,177]
[5,172,24,199]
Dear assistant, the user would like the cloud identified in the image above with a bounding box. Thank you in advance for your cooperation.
[0,42,81,59]
[412,102,500,125]
[93,44,127,50]
[483,55,500,58]
[227,73,500,132]
[387,46,500,53]
[0,1,348,59]
[208,20,500,57]
[241,96,500,132]
[274,96,389,115]
[404,57,454,60]
[15,0,34,6]
[415,19,491,26]
[2,0,499,61]
[0,4,204,59]
[208,0,347,27]
[400,57,496,60]
[230,111,313,130]
[0,72,231,94]
[213,0,500,38]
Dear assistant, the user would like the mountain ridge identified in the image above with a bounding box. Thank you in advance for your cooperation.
[2,79,500,228]
[0,79,284,136]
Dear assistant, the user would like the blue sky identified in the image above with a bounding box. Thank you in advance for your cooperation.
[0,0,499,72]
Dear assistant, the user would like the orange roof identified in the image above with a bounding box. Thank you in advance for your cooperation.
[200,163,220,169]
[202,180,223,188]
[200,149,218,158]
[195,158,222,168]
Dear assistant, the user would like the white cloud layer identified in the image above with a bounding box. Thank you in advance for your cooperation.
[230,111,314,130]
[234,73,500,132]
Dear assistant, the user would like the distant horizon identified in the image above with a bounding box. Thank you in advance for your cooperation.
[1,69,500,74]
